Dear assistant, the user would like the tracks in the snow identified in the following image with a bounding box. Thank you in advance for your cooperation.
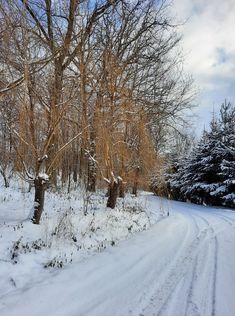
[140,209,224,316]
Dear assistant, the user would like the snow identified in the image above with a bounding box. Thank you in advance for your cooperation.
[38,155,48,161]
[38,173,49,181]
[0,187,235,316]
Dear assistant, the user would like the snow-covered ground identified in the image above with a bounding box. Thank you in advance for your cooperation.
[0,186,235,316]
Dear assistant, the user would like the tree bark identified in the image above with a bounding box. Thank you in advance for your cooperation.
[107,179,120,209]
[132,166,140,196]
[87,160,96,192]
[87,129,97,192]
[0,171,9,188]
[32,178,46,224]
[73,151,78,183]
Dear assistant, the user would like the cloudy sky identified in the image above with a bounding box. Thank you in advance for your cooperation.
[171,0,235,134]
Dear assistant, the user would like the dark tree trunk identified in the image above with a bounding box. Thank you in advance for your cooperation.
[28,182,33,193]
[61,157,68,187]
[32,178,46,224]
[87,162,96,192]
[106,186,111,197]
[107,180,120,209]
[132,166,140,196]
[79,146,87,186]
[73,152,78,183]
[0,171,9,188]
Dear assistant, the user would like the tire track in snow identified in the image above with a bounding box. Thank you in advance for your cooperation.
[182,211,212,316]
[176,211,215,316]
[140,203,232,316]
[212,236,218,316]
[140,212,212,316]
[214,213,235,228]
[184,256,199,316]
[191,208,235,234]
[131,214,195,314]
[174,212,209,316]
[141,208,223,316]
[188,210,219,316]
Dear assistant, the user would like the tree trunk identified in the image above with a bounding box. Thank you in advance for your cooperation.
[73,152,78,183]
[132,166,140,196]
[87,134,97,192]
[87,161,96,192]
[0,171,9,188]
[32,178,46,224]
[79,146,87,186]
[46,59,63,189]
[107,179,120,209]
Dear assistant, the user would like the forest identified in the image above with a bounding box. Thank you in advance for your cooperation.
[0,0,194,224]
[1,1,235,315]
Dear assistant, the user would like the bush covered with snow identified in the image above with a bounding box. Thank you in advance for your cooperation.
[0,184,157,298]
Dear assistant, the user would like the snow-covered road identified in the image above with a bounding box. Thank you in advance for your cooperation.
[1,196,235,316]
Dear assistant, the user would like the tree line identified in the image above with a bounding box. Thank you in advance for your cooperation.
[165,100,235,208]
[0,0,193,223]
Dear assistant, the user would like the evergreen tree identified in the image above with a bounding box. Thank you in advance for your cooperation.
[168,100,235,208]
[218,100,235,206]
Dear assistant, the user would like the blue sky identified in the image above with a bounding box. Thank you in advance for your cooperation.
[171,0,235,134]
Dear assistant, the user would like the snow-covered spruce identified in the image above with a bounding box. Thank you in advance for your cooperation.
[166,100,235,208]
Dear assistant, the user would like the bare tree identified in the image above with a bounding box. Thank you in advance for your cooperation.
[0,0,195,216]
[0,0,119,223]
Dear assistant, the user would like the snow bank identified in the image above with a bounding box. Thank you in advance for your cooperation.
[0,185,159,299]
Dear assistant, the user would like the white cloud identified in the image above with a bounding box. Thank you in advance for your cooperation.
[173,0,235,82]
[170,0,235,133]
